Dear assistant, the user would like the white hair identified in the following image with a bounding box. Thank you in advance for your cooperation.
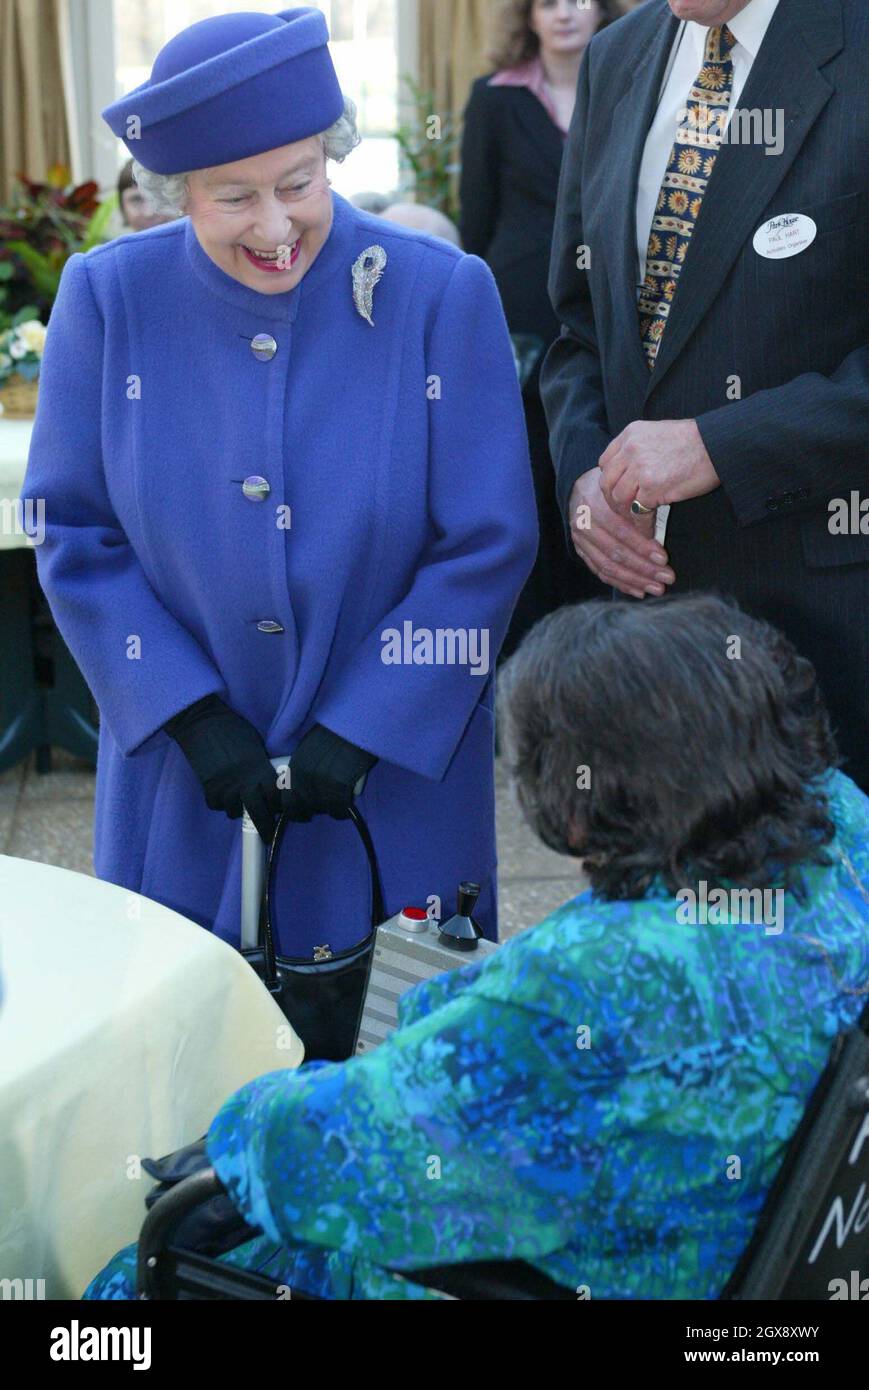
[131,97,361,216]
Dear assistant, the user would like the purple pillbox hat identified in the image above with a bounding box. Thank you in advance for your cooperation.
[101,7,345,174]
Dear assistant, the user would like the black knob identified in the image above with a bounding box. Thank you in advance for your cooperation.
[438,882,483,952]
[457,882,480,916]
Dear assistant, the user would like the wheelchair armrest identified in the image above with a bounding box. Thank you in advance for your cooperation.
[137,1167,226,1299]
[136,1170,574,1300]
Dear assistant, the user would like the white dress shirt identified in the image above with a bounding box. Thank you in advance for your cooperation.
[632,0,780,545]
[635,0,781,287]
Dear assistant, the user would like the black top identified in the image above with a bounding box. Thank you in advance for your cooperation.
[459,75,566,345]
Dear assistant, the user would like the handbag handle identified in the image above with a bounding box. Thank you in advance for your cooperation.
[259,804,385,983]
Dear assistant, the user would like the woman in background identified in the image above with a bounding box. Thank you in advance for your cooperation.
[116,158,175,232]
[460,0,620,657]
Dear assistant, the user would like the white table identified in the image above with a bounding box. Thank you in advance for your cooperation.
[0,855,303,1299]
[0,418,33,551]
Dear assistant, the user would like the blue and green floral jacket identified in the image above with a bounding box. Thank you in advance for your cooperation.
[85,770,869,1300]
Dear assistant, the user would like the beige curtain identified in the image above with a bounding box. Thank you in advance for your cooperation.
[418,0,493,133]
[0,0,71,201]
[417,0,494,210]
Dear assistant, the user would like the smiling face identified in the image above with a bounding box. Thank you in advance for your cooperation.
[184,137,334,294]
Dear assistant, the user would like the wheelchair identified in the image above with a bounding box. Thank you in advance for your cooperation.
[136,999,869,1301]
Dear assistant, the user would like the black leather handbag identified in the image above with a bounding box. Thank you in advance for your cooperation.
[242,805,385,1063]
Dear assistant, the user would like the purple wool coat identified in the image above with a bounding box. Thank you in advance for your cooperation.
[21,192,537,956]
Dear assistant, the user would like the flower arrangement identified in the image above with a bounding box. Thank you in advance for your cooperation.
[0,164,115,319]
[1,317,46,379]
[0,165,115,417]
[0,315,46,417]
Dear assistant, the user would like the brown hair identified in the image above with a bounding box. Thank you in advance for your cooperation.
[117,157,137,198]
[498,595,839,901]
[487,0,621,71]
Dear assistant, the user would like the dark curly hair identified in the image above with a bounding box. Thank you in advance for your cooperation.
[497,595,840,901]
[488,0,622,71]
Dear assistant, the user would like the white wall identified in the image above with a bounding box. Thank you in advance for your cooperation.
[61,0,119,196]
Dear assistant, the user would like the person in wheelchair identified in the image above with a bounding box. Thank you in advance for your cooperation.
[84,594,869,1300]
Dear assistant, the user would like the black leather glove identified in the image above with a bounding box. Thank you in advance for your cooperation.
[142,1138,260,1260]
[286,723,378,821]
[163,694,280,843]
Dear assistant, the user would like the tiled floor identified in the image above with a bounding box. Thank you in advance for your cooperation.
[0,749,588,940]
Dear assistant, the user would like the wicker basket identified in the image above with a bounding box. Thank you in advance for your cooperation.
[0,373,39,419]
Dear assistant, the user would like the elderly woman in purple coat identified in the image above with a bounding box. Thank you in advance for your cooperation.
[21,11,536,984]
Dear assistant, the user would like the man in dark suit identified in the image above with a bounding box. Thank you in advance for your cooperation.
[541,0,869,789]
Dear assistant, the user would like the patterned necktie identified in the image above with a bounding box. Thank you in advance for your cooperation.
[638,24,737,371]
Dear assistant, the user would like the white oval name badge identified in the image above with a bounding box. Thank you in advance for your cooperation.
[753,213,817,260]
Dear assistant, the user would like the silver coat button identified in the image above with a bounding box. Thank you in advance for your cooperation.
[250,333,277,361]
[256,619,285,634]
[242,476,270,501]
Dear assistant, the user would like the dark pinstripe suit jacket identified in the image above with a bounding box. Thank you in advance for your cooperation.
[541,0,869,788]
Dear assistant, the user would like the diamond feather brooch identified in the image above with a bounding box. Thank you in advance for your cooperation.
[352,245,387,326]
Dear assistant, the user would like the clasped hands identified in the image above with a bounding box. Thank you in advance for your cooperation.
[569,419,720,599]
[164,695,377,843]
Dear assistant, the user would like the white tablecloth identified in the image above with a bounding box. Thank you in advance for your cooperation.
[0,418,34,552]
[0,854,303,1298]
